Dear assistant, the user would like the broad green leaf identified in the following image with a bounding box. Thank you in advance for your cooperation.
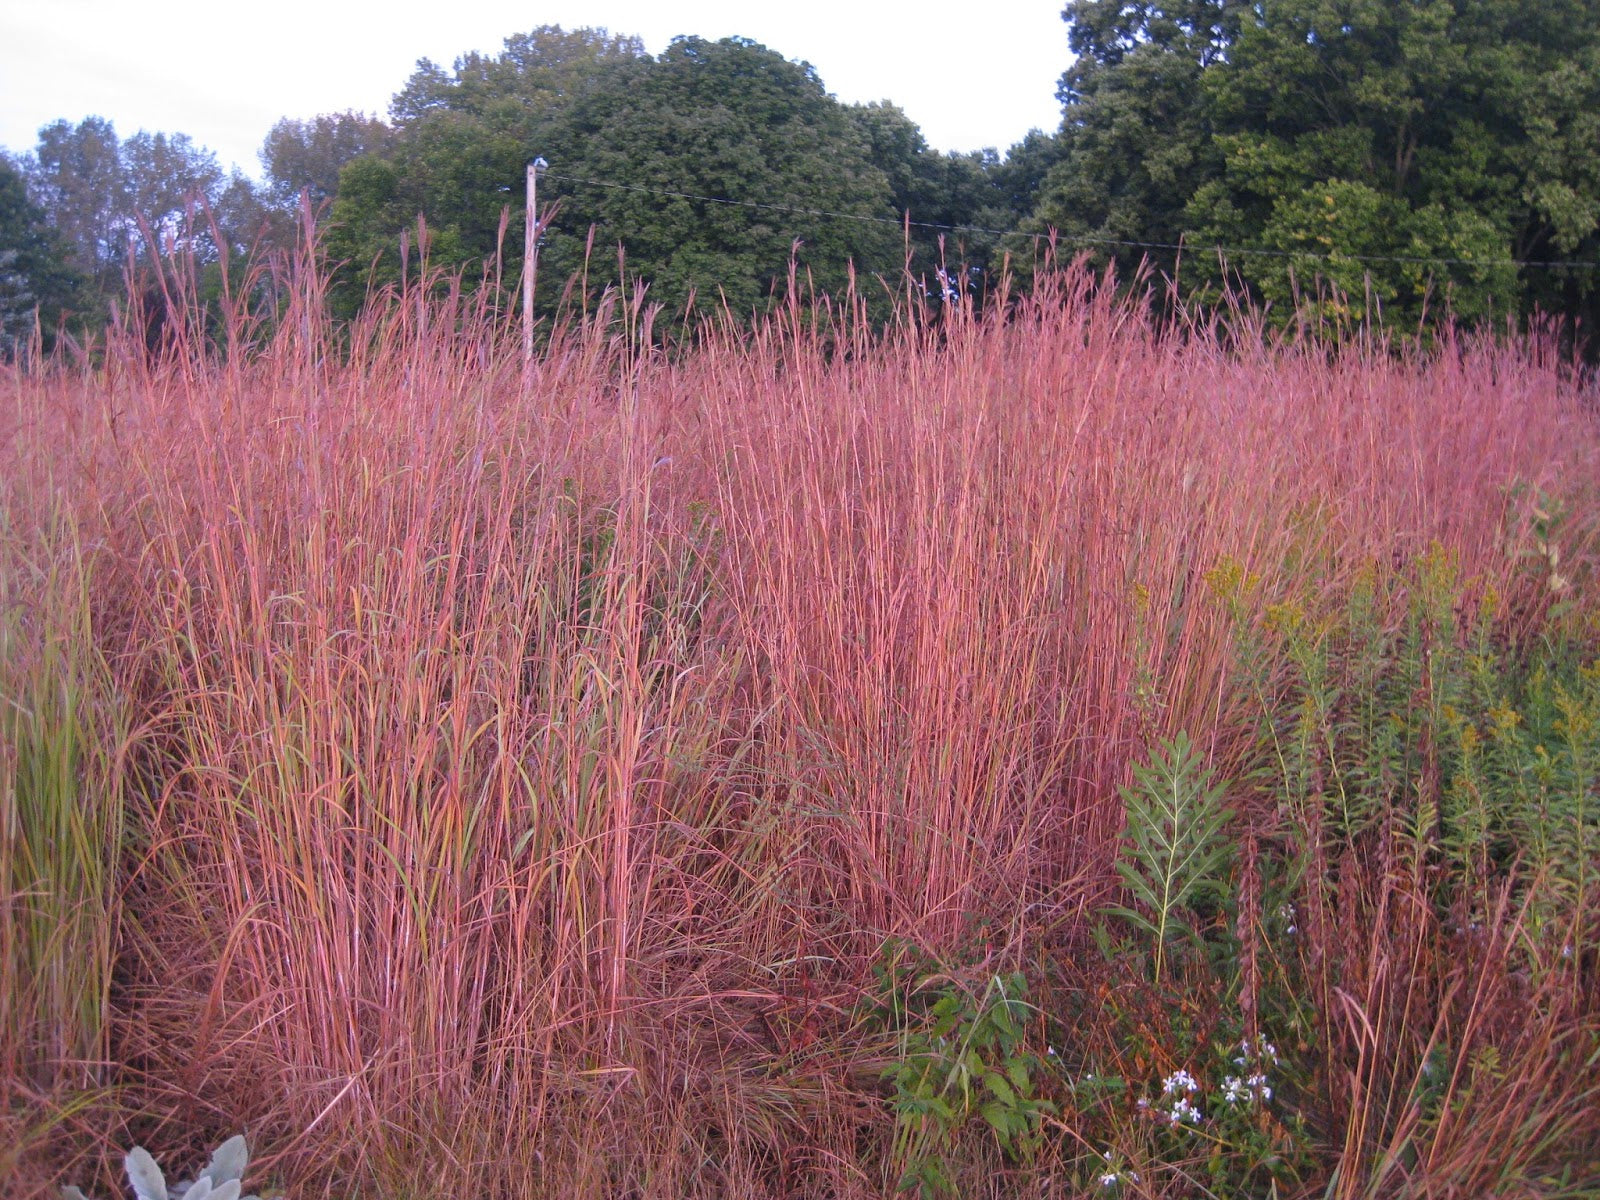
[1005,1058,1032,1092]
[984,1070,1018,1106]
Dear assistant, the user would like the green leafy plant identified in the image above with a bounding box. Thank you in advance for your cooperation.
[1505,481,1588,606]
[865,942,1054,1197]
[2,527,126,1095]
[1247,545,1599,933]
[1106,731,1236,985]
[1231,544,1600,1192]
[62,1135,262,1200]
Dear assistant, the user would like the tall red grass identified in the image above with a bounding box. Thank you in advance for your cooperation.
[2,251,1596,1196]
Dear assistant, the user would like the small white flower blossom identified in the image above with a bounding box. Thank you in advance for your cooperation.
[1098,1151,1135,1189]
[1237,1036,1280,1067]
[1162,1069,1198,1095]
[1169,1096,1203,1125]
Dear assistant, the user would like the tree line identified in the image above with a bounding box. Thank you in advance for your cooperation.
[4,1,1598,355]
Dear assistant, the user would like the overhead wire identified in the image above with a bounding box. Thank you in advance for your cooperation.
[541,169,1600,272]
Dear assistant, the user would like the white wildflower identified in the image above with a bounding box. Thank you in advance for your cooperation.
[1237,1035,1280,1066]
[1169,1096,1203,1125]
[1162,1069,1198,1095]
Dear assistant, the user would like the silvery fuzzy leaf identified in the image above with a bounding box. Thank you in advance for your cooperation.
[208,1182,241,1200]
[60,1188,93,1200]
[182,1182,212,1200]
[198,1136,249,1187]
[124,1148,169,1200]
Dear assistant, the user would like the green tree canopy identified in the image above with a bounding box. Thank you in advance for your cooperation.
[120,131,225,251]
[1188,0,1600,327]
[327,28,924,321]
[15,118,278,351]
[1026,0,1242,280]
[27,116,126,280]
[261,112,393,209]
[325,26,647,315]
[0,154,87,354]
[392,25,648,123]
[539,35,903,317]
[847,101,1032,300]
[1030,0,1600,333]
[23,118,273,284]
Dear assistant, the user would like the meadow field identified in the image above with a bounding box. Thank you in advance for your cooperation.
[3,260,1598,1198]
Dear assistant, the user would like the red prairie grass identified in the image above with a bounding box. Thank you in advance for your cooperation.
[1,254,1596,1197]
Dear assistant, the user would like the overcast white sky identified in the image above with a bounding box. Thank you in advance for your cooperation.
[1,1,1069,179]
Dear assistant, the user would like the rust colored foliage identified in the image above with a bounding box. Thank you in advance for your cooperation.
[2,246,1597,1198]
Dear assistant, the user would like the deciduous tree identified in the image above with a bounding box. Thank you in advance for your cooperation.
[261,111,393,209]
[1031,0,1600,332]
[0,155,87,353]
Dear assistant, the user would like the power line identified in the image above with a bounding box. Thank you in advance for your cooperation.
[542,169,1600,273]
[544,171,1006,238]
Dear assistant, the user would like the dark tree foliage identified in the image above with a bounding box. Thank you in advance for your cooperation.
[261,112,393,209]
[327,29,915,321]
[1187,0,1600,329]
[15,118,281,353]
[16,8,1597,346]
[27,117,127,281]
[395,25,648,122]
[23,118,276,282]
[322,25,1054,323]
[325,27,648,317]
[0,155,87,355]
[1025,0,1244,280]
[1030,0,1600,334]
[539,36,903,317]
[848,101,1028,301]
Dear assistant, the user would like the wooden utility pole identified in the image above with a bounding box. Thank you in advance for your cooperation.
[523,156,547,364]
